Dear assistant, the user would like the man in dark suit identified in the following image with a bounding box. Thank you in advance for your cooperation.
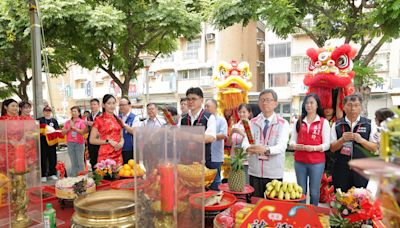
[86,98,101,170]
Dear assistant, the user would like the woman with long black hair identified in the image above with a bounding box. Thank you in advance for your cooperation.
[89,94,124,166]
[289,93,330,205]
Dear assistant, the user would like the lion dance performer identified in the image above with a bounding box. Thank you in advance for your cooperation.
[303,44,357,202]
[213,60,253,179]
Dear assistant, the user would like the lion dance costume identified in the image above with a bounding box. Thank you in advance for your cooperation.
[213,60,253,178]
[304,44,357,202]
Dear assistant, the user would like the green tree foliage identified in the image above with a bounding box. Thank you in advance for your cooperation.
[40,0,205,97]
[211,0,400,115]
[0,0,69,101]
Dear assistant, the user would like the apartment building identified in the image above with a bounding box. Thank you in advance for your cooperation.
[264,28,400,120]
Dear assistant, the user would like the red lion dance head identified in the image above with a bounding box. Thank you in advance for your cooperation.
[304,44,357,121]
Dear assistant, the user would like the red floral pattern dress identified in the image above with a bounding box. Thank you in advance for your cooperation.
[0,115,22,171]
[93,113,123,166]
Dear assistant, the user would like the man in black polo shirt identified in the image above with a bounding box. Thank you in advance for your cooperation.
[330,94,377,192]
[180,87,216,169]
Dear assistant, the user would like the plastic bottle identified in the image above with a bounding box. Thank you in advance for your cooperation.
[43,203,56,228]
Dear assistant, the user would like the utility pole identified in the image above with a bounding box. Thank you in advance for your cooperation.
[29,0,43,118]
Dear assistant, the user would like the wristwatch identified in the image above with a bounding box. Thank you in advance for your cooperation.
[264,146,270,155]
[105,139,109,144]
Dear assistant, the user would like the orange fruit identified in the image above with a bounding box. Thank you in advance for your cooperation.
[123,170,131,177]
[119,169,125,177]
[128,159,135,168]
[123,164,130,170]
[130,170,135,176]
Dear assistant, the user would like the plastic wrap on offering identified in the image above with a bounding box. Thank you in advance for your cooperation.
[134,126,205,228]
[0,120,43,227]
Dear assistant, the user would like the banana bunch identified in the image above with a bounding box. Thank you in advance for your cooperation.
[265,180,303,200]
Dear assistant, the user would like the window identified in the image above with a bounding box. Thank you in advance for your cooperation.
[292,56,310,73]
[268,72,291,87]
[269,43,291,58]
[159,71,175,82]
[184,39,200,60]
[274,102,292,122]
[158,54,174,63]
[372,53,389,72]
[178,68,212,80]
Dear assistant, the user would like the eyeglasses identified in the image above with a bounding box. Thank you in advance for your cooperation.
[187,97,200,102]
[44,109,51,112]
[259,98,275,104]
[119,104,129,107]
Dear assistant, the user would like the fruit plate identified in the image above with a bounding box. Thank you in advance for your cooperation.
[189,191,237,211]
[265,193,306,202]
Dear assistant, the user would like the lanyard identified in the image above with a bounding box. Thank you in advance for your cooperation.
[259,123,274,145]
[187,110,204,126]
[342,123,362,134]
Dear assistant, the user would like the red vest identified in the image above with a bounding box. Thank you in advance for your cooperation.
[294,118,325,164]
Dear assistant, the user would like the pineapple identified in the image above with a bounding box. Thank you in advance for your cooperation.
[228,148,247,192]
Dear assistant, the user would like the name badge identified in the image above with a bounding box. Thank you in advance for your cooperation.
[357,127,367,133]
[340,141,353,157]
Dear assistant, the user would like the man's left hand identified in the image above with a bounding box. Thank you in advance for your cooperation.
[353,133,364,144]
[247,145,267,155]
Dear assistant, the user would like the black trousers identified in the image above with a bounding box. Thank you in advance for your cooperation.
[332,161,368,192]
[40,137,57,177]
[249,175,283,198]
[122,150,133,165]
[88,143,100,170]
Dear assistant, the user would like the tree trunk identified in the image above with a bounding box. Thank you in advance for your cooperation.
[356,85,371,117]
[121,81,130,97]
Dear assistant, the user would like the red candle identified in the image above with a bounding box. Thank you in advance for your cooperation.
[159,163,175,212]
[15,144,26,173]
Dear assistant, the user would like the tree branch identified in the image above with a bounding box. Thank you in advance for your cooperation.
[100,65,122,88]
[296,24,324,47]
[362,35,389,66]
[355,37,373,61]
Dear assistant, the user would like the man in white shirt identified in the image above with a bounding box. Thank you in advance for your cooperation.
[205,99,227,190]
[141,103,165,127]
[242,89,290,197]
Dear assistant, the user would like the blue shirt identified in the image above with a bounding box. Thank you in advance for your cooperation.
[211,115,228,162]
[119,112,137,151]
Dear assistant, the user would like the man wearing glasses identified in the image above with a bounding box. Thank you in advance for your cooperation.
[330,94,377,192]
[242,89,290,197]
[180,87,216,172]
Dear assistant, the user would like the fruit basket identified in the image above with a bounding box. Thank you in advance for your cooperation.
[177,162,217,188]
[118,159,145,178]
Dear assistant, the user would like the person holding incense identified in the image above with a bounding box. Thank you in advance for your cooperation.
[242,89,290,197]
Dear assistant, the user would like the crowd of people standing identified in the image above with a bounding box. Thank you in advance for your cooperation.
[0,86,395,206]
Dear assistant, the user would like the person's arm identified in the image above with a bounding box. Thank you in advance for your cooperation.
[73,121,86,135]
[204,115,216,143]
[113,130,125,151]
[268,120,289,155]
[289,122,304,150]
[330,122,355,152]
[216,118,228,141]
[89,127,109,145]
[353,123,378,152]
[61,121,70,135]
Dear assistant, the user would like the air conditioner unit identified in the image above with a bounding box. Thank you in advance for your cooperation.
[148,71,155,77]
[205,33,215,42]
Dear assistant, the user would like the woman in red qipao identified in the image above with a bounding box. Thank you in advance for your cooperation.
[89,94,124,167]
[0,99,21,171]
[19,101,34,120]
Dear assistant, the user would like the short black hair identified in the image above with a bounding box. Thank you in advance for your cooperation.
[343,93,362,105]
[180,98,188,103]
[147,103,157,108]
[120,96,131,105]
[186,87,203,98]
[90,98,100,104]
[259,89,278,101]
